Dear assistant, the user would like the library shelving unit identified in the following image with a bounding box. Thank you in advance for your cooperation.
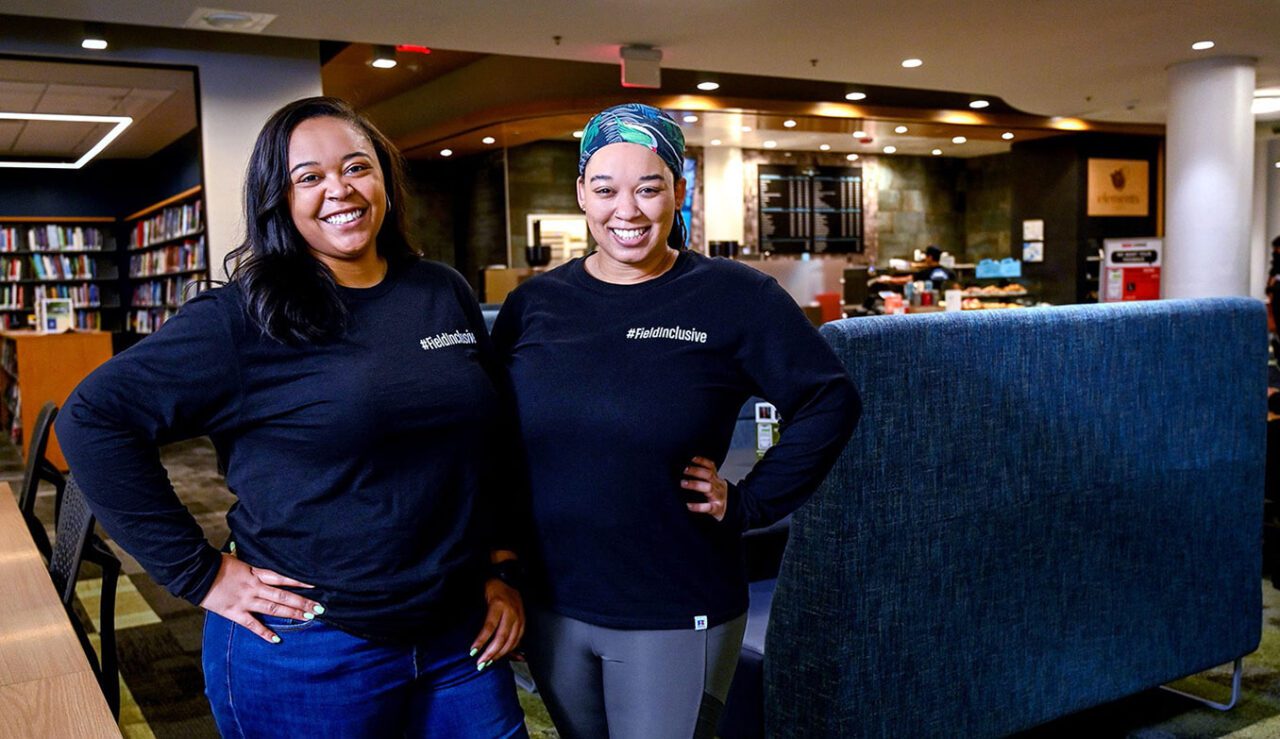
[0,216,120,331]
[123,185,209,335]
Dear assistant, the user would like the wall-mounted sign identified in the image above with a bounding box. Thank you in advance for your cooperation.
[1100,238,1161,302]
[758,164,862,254]
[1087,158,1149,217]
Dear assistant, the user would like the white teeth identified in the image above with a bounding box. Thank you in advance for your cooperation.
[323,209,363,225]
[611,227,647,240]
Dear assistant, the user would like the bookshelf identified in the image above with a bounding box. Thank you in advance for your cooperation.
[0,217,119,331]
[123,186,209,335]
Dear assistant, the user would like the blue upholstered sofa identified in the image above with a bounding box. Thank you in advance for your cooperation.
[730,298,1267,738]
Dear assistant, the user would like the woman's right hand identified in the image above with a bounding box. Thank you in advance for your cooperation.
[198,553,325,643]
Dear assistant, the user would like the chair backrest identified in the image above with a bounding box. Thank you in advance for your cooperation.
[18,401,58,517]
[765,297,1268,738]
[49,473,96,606]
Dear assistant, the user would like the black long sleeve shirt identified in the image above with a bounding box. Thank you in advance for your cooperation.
[491,251,860,629]
[57,259,514,643]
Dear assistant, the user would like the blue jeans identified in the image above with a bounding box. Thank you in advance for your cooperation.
[202,610,528,738]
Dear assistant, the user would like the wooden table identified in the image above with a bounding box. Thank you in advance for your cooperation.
[0,484,119,737]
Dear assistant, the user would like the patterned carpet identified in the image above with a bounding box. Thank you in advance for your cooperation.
[8,437,1280,738]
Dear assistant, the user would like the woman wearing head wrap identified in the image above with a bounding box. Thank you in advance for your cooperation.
[492,103,860,738]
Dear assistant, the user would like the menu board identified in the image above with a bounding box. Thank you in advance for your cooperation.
[758,164,862,254]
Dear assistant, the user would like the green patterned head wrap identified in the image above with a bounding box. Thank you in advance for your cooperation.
[578,103,688,249]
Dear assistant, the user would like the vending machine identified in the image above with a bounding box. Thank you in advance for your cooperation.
[1100,238,1162,302]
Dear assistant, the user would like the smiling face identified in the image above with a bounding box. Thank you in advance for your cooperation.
[286,116,387,278]
[577,142,686,278]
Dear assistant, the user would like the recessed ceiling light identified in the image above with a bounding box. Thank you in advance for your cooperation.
[969,99,990,109]
[1192,41,1215,51]
[894,125,908,134]
[741,126,752,132]
[931,149,942,156]
[371,45,397,69]
[846,153,859,161]
[0,112,132,169]
[572,130,584,138]
[952,136,967,144]
[783,119,797,128]
[845,91,867,101]
[763,140,777,149]
[819,144,831,151]
[683,114,699,123]
[1001,132,1015,140]
[883,145,897,154]
[81,23,108,50]
[482,136,496,145]
[440,149,453,157]
[901,58,923,68]
[697,81,720,91]
[853,130,866,138]
[710,139,722,146]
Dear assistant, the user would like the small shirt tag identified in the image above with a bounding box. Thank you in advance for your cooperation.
[694,615,708,631]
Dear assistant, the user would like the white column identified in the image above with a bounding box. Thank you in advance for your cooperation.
[1164,56,1256,298]
[703,146,745,249]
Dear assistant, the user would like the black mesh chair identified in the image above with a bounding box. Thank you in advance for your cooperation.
[18,401,64,559]
[48,474,121,719]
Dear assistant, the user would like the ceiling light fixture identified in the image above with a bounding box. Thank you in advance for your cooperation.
[819,144,831,151]
[952,136,967,144]
[81,23,108,50]
[1192,40,1215,51]
[846,153,859,161]
[845,90,867,101]
[683,114,699,123]
[763,140,777,149]
[184,8,277,33]
[901,58,923,68]
[0,112,132,169]
[1001,132,1015,140]
[969,99,990,109]
[931,149,943,156]
[710,139,722,146]
[572,130,584,138]
[696,78,720,91]
[853,130,866,138]
[440,149,453,157]
[783,119,797,128]
[883,145,897,154]
[371,45,398,69]
[482,136,496,145]
[894,125,908,134]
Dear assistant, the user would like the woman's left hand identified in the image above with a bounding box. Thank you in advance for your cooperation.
[470,578,524,670]
[683,456,729,521]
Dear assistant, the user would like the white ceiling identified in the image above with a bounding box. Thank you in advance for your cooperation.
[4,0,1279,125]
[0,59,197,160]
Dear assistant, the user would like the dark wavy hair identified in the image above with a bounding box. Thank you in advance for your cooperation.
[224,96,418,344]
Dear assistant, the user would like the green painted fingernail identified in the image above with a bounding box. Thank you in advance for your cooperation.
[485,660,494,669]
[303,612,315,621]
[477,662,486,672]
[271,635,281,644]
[312,605,326,615]
[469,647,479,657]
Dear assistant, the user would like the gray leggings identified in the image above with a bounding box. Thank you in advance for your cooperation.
[523,609,747,739]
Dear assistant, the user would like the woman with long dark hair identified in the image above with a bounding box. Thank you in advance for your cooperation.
[58,97,528,737]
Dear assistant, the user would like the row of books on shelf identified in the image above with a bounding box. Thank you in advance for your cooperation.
[17,254,102,280]
[0,284,101,310]
[130,237,207,277]
[131,275,206,307]
[0,224,108,252]
[132,200,203,248]
[127,307,178,334]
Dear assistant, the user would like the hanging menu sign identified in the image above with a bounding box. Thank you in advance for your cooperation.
[758,164,863,254]
[811,166,863,253]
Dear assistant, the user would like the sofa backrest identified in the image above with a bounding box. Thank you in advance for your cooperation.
[765,298,1268,738]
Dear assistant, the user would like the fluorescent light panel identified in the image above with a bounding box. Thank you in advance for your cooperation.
[0,112,133,169]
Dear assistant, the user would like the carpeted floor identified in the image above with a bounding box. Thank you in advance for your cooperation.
[9,436,1280,738]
